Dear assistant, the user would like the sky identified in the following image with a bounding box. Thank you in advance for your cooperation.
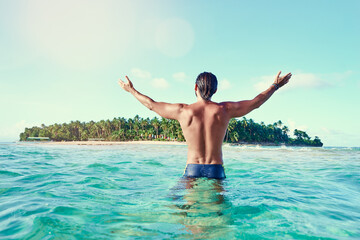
[0,0,359,147]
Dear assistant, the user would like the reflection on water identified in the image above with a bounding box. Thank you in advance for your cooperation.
[169,177,235,239]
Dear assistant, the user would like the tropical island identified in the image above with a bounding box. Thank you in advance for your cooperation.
[19,115,323,147]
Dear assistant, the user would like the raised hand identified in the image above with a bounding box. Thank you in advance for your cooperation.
[274,71,292,88]
[118,76,134,92]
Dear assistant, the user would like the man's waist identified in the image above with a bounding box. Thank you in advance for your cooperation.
[183,163,226,179]
[186,160,223,165]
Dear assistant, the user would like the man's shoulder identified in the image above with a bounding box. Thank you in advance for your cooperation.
[185,101,227,113]
[210,101,228,109]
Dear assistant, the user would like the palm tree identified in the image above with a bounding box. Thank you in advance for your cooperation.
[140,119,148,132]
[160,118,169,139]
[19,115,323,146]
[128,119,133,132]
[168,120,177,139]
[226,118,237,142]
[248,118,255,141]
[151,117,160,137]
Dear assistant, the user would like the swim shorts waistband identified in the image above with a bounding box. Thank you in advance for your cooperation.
[183,164,226,179]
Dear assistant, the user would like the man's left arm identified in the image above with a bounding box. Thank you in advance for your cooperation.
[118,76,185,120]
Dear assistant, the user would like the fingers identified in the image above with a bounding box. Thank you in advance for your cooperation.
[278,72,292,81]
[118,78,128,90]
[275,71,281,83]
[125,75,133,88]
[118,76,130,85]
[118,79,124,86]
[118,76,133,91]
[285,72,292,80]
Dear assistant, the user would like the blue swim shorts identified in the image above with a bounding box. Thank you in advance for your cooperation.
[183,164,226,179]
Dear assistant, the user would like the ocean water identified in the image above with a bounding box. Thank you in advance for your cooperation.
[0,143,360,240]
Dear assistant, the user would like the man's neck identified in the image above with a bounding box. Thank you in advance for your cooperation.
[196,96,212,103]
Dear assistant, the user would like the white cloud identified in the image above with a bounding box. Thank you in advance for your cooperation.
[253,71,352,92]
[320,127,331,134]
[219,79,231,90]
[173,72,187,82]
[290,73,331,89]
[130,68,170,89]
[0,120,29,141]
[287,119,308,137]
[152,78,169,89]
[131,68,152,79]
[318,127,360,147]
[253,76,273,91]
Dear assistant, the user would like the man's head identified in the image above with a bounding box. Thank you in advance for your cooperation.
[195,72,218,101]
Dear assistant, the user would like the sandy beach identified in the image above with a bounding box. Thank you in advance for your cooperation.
[18,141,314,148]
[19,141,285,147]
[30,140,187,146]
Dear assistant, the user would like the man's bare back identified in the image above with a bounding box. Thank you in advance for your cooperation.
[118,71,291,175]
[178,100,229,165]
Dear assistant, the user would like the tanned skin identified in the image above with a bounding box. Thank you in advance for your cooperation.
[118,71,292,165]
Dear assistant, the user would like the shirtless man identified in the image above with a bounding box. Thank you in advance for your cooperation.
[118,71,291,179]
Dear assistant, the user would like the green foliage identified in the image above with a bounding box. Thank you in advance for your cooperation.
[19,116,323,146]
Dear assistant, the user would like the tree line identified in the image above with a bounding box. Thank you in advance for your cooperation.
[19,115,323,146]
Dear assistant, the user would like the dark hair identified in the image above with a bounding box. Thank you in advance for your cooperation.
[195,72,218,100]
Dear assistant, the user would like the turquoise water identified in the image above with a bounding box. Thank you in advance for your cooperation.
[1,143,360,239]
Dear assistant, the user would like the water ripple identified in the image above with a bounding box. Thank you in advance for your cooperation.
[0,144,359,239]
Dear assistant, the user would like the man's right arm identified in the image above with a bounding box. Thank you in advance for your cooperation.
[222,71,292,118]
[118,76,185,120]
